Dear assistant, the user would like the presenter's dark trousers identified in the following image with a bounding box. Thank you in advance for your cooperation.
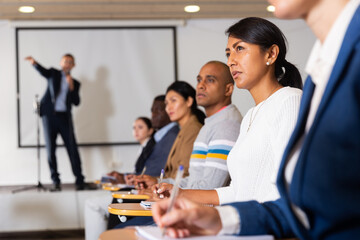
[42,112,84,185]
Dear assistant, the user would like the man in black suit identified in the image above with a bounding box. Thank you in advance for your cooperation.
[25,54,86,191]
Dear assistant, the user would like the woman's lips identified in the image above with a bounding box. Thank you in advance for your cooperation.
[232,71,240,79]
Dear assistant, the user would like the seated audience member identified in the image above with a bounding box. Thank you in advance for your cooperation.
[136,81,205,189]
[153,0,360,239]
[137,61,242,190]
[112,61,242,229]
[130,117,155,177]
[84,95,179,240]
[106,117,155,184]
[106,95,179,184]
[156,17,302,206]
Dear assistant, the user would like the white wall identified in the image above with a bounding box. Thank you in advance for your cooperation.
[0,18,315,186]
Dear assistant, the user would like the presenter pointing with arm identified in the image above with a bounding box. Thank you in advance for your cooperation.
[25,54,89,191]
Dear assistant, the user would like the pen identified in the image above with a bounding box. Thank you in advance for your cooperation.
[157,169,165,198]
[162,165,184,237]
[159,169,165,188]
[138,166,147,188]
[140,166,147,177]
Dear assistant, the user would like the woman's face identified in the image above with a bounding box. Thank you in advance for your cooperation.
[226,36,268,90]
[267,0,317,19]
[132,119,153,144]
[165,90,192,123]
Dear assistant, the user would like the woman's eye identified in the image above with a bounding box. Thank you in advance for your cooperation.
[225,53,230,58]
[236,46,243,51]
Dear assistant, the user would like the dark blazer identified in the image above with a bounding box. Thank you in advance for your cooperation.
[143,124,179,177]
[134,136,156,174]
[227,6,360,240]
[34,63,80,116]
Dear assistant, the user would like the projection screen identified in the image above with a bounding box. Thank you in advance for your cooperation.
[16,27,177,147]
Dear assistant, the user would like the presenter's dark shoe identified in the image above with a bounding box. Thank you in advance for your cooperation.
[49,183,61,192]
[75,182,97,191]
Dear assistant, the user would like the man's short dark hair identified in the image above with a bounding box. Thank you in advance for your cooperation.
[63,53,75,62]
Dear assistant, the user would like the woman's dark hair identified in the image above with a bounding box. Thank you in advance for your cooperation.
[166,81,206,124]
[136,117,152,130]
[226,17,303,89]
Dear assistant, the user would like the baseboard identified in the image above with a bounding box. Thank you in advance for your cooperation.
[0,229,84,239]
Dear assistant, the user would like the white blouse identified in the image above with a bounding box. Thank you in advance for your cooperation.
[216,87,302,204]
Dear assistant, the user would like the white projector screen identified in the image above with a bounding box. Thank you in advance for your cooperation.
[16,27,177,147]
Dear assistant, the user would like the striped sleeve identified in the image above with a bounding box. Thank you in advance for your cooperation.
[184,139,236,190]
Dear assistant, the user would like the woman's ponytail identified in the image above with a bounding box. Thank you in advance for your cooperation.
[278,60,303,89]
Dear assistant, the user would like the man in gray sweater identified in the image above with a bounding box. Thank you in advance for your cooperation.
[111,60,243,230]
[138,61,243,191]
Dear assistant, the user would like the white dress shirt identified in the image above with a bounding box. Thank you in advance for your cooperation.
[54,71,69,112]
[284,0,360,229]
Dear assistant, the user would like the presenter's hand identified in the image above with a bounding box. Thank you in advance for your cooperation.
[151,182,173,199]
[25,56,36,65]
[65,73,74,91]
[135,174,157,189]
[152,197,222,238]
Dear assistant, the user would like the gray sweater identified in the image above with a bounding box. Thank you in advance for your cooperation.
[164,104,242,190]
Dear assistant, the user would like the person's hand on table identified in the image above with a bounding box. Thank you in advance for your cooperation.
[107,171,125,184]
[135,174,157,189]
[151,182,174,199]
[152,197,222,238]
[124,174,135,185]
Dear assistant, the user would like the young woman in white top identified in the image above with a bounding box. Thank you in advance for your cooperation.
[155,17,303,206]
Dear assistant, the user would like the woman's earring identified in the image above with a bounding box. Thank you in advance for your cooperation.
[266,61,270,66]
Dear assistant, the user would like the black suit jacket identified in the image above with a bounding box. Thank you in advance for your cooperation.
[34,63,80,116]
[134,136,156,174]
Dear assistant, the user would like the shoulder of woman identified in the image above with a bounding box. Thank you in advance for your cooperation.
[275,86,302,100]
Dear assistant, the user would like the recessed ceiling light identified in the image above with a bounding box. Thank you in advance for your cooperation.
[184,5,200,13]
[267,5,275,12]
[18,6,35,13]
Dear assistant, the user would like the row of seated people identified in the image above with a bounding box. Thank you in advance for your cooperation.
[98,16,304,234]
[85,60,243,239]
[86,33,302,239]
[89,3,360,238]
[150,1,360,238]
